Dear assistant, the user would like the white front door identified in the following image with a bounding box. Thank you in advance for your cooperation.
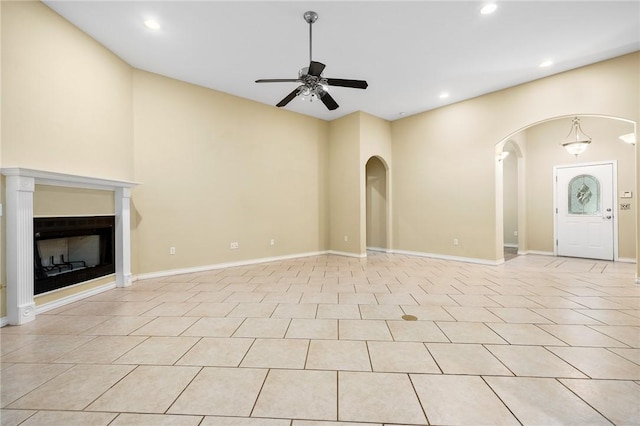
[555,162,615,260]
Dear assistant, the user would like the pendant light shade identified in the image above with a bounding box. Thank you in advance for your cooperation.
[561,117,591,157]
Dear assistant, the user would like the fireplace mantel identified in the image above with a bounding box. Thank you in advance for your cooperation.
[1,167,139,325]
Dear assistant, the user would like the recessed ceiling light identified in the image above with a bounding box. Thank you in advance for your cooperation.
[480,3,498,15]
[143,19,161,30]
[399,112,406,116]
[539,60,553,68]
[439,92,450,99]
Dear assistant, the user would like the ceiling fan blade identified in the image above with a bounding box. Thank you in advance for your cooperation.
[255,79,301,83]
[326,78,368,89]
[276,86,303,107]
[308,61,326,77]
[319,91,339,110]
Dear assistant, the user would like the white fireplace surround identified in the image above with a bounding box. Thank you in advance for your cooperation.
[1,168,138,326]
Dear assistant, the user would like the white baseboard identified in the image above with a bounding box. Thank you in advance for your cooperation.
[503,243,518,248]
[135,251,330,281]
[35,281,117,315]
[389,249,504,266]
[2,281,117,327]
[327,250,367,259]
[516,251,635,264]
[527,250,555,256]
[366,246,391,253]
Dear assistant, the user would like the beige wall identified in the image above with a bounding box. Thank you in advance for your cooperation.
[1,1,133,180]
[328,113,361,254]
[391,53,639,263]
[391,105,497,260]
[328,112,393,255]
[132,70,329,274]
[524,116,636,259]
[1,1,133,317]
[33,185,115,217]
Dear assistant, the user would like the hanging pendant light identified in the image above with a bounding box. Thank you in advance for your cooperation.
[561,117,592,157]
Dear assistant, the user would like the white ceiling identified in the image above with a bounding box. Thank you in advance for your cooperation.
[44,1,640,122]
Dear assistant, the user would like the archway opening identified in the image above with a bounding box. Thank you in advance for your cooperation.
[495,115,636,263]
[501,140,521,261]
[366,156,388,252]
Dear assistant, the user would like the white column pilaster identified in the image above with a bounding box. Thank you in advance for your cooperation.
[6,175,36,325]
[115,187,132,287]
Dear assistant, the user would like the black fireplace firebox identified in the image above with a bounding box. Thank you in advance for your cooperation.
[34,216,115,295]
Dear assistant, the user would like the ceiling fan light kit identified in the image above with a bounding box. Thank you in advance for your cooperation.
[255,11,368,111]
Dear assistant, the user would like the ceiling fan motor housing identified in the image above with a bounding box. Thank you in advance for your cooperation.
[298,67,328,95]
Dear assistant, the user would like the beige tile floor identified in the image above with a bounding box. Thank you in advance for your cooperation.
[1,252,639,425]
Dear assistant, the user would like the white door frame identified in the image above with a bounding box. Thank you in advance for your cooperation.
[553,160,618,261]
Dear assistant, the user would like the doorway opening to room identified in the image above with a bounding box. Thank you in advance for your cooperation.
[495,115,636,263]
[366,156,389,252]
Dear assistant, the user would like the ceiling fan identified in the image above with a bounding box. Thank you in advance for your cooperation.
[255,11,368,111]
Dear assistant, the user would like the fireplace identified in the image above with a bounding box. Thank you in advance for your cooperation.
[2,167,137,325]
[34,216,115,295]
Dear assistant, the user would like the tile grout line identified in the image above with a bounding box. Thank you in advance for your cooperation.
[79,363,140,412]
[480,375,524,426]
[554,377,616,425]
[247,368,271,419]
[407,373,431,425]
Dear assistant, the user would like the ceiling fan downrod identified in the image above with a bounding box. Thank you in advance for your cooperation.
[304,11,318,64]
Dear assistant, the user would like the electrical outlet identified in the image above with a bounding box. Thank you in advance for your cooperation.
[344,235,348,242]
[270,239,275,246]
[514,231,518,237]
[169,247,176,255]
[230,242,239,249]
[453,238,459,246]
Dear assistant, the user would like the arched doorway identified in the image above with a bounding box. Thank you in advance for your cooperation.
[365,156,389,252]
[501,139,523,260]
[495,115,636,263]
